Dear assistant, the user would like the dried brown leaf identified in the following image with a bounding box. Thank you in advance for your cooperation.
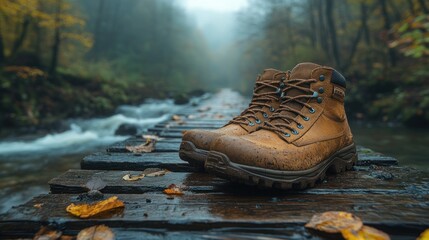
[33,203,44,209]
[126,138,156,153]
[33,226,62,240]
[341,225,390,240]
[172,115,182,121]
[122,173,145,181]
[305,211,363,234]
[77,225,115,240]
[163,184,183,195]
[66,196,124,219]
[142,134,162,141]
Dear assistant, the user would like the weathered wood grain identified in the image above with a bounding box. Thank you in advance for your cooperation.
[0,193,427,237]
[48,166,428,194]
[81,152,193,172]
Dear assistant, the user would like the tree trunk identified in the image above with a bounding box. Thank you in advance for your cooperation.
[49,0,62,75]
[316,0,329,54]
[380,0,396,67]
[11,17,30,56]
[0,33,4,65]
[418,0,429,14]
[308,0,317,48]
[361,2,371,46]
[325,0,341,68]
[406,0,416,15]
[91,0,105,59]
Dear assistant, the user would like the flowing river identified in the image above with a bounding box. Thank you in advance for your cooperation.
[0,94,427,214]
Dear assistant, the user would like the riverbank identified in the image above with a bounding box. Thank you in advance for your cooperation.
[0,67,208,139]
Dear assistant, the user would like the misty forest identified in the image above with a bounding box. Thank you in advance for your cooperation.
[0,0,428,132]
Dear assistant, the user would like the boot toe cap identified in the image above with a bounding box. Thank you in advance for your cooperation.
[182,129,222,150]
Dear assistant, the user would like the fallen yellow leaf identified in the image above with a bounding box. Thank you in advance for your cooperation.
[66,196,124,218]
[77,225,115,240]
[305,211,363,233]
[163,184,183,195]
[341,225,390,240]
[418,228,429,240]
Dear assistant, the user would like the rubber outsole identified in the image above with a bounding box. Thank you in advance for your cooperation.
[205,143,357,190]
[179,141,209,171]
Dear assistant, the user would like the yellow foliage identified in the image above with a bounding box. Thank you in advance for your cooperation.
[66,196,124,219]
[341,226,390,240]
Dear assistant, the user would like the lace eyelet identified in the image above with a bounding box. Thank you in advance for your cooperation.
[255,119,261,124]
[249,121,255,126]
[302,116,310,121]
[309,108,316,114]
[263,112,269,118]
[284,132,290,137]
[275,88,281,94]
[317,97,323,103]
[270,106,275,112]
[292,129,299,135]
[297,124,304,129]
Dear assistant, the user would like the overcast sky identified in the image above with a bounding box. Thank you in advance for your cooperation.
[181,0,248,12]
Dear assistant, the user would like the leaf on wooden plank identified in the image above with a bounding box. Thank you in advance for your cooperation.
[122,173,145,181]
[33,226,62,240]
[341,225,390,240]
[66,196,124,219]
[418,228,429,240]
[172,115,182,121]
[163,184,184,195]
[33,203,44,208]
[85,177,107,191]
[125,138,156,153]
[77,225,115,240]
[142,134,163,141]
[143,168,170,177]
[305,211,363,234]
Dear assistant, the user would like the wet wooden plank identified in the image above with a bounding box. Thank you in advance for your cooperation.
[0,193,427,237]
[48,166,428,194]
[107,141,180,153]
[81,152,193,172]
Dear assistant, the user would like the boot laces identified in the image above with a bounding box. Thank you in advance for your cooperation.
[229,72,288,126]
[262,78,318,136]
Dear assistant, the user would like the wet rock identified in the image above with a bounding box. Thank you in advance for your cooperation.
[115,124,139,136]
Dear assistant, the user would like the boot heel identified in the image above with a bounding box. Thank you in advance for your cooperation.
[328,144,357,174]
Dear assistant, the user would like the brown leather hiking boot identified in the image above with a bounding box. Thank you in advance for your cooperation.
[179,69,289,169]
[206,62,356,189]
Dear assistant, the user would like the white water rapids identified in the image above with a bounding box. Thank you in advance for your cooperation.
[0,98,189,156]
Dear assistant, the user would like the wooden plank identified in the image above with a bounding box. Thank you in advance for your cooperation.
[81,152,193,172]
[107,141,180,153]
[48,166,427,194]
[0,193,427,236]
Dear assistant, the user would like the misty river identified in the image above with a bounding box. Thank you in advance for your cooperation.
[0,91,428,214]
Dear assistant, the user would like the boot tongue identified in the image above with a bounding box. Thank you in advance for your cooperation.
[274,63,321,123]
[256,68,283,94]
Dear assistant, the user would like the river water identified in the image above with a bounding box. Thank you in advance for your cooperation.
[0,96,428,214]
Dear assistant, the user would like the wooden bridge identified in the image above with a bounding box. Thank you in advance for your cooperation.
[0,89,428,239]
